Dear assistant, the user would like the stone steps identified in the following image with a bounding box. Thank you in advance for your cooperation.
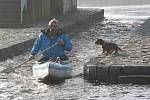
[118,75,150,84]
[84,64,150,84]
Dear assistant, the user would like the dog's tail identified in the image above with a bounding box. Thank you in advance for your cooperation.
[117,47,122,51]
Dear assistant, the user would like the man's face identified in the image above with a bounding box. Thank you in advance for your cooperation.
[49,22,59,33]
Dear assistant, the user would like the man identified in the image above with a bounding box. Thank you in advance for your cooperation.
[29,18,72,62]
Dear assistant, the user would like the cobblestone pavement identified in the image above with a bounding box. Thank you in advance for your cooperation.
[0,13,149,99]
[0,16,149,73]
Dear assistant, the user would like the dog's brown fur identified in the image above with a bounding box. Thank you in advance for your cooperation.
[95,39,122,55]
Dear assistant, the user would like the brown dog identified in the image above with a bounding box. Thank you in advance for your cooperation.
[95,39,122,55]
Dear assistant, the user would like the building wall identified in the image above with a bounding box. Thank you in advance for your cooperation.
[27,0,43,23]
[0,0,77,27]
[0,0,21,27]
[51,0,77,16]
[63,0,72,15]
[29,0,51,22]
[63,0,77,15]
[42,0,51,17]
[51,0,63,16]
[21,0,28,24]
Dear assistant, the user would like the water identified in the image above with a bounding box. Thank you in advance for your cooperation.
[78,5,150,24]
[0,1,150,100]
[78,0,150,7]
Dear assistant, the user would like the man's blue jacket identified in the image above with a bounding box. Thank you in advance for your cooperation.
[31,29,72,58]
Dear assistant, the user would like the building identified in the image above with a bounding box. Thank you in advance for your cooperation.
[0,0,77,27]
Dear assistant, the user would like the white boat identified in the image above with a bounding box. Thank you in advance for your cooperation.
[32,60,73,82]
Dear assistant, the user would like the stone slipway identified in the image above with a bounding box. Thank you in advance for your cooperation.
[0,9,104,61]
[137,17,150,34]
[84,18,150,84]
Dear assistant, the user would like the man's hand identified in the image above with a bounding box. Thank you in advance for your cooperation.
[29,55,35,60]
[57,39,64,46]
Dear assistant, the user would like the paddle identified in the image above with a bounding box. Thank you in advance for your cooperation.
[1,43,58,73]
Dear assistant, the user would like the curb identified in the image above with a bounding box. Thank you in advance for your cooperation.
[84,64,150,84]
[118,75,150,84]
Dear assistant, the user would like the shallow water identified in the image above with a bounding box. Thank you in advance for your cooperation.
[0,4,150,100]
[78,0,150,7]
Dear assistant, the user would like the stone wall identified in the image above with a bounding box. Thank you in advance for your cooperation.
[84,64,150,84]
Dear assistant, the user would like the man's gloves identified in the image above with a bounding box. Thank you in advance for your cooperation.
[57,39,64,46]
[29,55,35,60]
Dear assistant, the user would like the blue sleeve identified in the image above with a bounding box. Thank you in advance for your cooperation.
[63,33,72,51]
[31,33,42,55]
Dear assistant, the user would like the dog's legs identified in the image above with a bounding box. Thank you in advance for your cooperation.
[106,50,111,55]
[110,50,114,54]
[106,50,114,55]
[102,50,105,53]
[115,49,118,53]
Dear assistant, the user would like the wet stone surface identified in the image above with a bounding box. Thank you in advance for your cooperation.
[0,28,39,47]
[0,17,150,99]
[87,19,150,66]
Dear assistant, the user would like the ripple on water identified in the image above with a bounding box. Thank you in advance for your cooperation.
[0,5,150,99]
